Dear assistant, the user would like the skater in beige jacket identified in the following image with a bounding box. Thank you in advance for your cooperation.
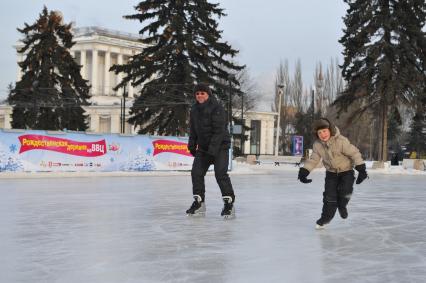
[298,118,368,229]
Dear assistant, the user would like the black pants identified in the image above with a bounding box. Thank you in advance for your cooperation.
[319,170,355,224]
[191,149,235,202]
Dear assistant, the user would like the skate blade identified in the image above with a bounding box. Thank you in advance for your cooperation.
[222,214,235,220]
[186,212,205,217]
[315,224,326,230]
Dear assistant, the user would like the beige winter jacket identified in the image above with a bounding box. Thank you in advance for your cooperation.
[303,127,364,173]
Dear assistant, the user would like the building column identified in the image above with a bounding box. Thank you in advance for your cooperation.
[128,83,134,98]
[104,51,111,96]
[5,109,12,129]
[267,120,274,154]
[117,54,123,96]
[92,49,98,96]
[80,50,87,79]
[260,120,267,155]
[111,113,120,133]
[90,114,99,132]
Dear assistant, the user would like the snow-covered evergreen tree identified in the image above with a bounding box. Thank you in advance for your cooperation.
[111,0,244,136]
[8,7,90,131]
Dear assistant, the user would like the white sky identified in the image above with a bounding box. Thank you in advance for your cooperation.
[0,0,347,108]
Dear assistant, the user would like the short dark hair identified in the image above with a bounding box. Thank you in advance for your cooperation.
[193,83,212,96]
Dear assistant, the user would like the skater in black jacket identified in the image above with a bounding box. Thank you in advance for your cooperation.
[186,83,235,219]
[298,118,368,229]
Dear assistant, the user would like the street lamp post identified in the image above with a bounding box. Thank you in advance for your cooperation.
[228,76,234,170]
[241,90,244,155]
[121,84,127,134]
[275,84,284,157]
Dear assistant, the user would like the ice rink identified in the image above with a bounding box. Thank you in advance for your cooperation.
[1,169,426,283]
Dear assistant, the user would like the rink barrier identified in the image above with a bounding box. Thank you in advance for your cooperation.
[402,159,426,171]
[252,155,304,167]
[0,129,200,173]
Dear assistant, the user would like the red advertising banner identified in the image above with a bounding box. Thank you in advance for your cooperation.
[18,134,107,157]
[152,139,192,157]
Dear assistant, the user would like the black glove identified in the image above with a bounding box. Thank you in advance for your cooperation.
[298,168,312,183]
[355,164,368,184]
[188,146,196,157]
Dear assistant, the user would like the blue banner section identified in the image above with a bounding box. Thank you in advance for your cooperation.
[0,129,194,172]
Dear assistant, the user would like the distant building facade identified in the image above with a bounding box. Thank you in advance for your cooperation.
[233,110,278,156]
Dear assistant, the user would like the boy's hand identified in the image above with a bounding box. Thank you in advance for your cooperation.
[355,164,368,184]
[298,168,312,183]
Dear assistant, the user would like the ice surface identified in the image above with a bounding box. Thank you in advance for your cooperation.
[1,169,426,283]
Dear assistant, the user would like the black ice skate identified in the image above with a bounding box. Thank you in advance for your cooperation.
[338,207,348,219]
[186,195,206,216]
[221,196,235,219]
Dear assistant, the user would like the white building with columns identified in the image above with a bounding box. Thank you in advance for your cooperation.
[232,110,278,156]
[0,26,278,155]
[12,26,145,134]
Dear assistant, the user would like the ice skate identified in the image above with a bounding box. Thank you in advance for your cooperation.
[315,218,328,230]
[186,195,206,216]
[338,207,348,219]
[315,224,327,230]
[221,196,235,219]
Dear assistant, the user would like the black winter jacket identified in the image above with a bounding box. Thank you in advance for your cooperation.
[188,97,231,157]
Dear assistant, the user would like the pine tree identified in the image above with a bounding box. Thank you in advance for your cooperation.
[111,0,244,136]
[8,7,90,131]
[335,0,426,161]
[407,105,426,156]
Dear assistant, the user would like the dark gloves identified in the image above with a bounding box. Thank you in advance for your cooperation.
[355,164,368,184]
[298,168,312,183]
[188,146,196,157]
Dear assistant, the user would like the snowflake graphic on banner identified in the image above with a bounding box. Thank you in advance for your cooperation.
[9,144,17,153]
[120,151,156,171]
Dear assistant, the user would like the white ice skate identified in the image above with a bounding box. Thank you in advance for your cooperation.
[315,224,326,230]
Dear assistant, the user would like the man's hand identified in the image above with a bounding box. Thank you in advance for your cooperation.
[355,164,368,184]
[188,146,197,157]
[298,168,312,184]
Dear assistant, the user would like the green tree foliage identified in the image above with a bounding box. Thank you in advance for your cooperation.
[7,7,90,131]
[111,0,244,136]
[335,0,426,161]
[406,106,426,156]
